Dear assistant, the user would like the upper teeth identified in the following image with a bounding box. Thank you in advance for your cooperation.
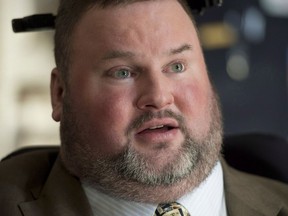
[149,125,164,130]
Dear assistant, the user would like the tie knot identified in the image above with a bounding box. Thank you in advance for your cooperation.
[154,202,190,216]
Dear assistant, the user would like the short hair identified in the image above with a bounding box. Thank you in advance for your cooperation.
[54,0,194,81]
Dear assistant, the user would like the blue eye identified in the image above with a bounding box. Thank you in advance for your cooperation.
[114,69,131,79]
[171,62,185,73]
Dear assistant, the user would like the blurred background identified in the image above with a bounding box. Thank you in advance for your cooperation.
[0,0,288,159]
[196,0,288,137]
[0,0,59,159]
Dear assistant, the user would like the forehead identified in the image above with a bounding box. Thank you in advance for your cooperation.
[71,0,199,58]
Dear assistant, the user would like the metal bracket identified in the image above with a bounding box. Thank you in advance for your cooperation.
[12,0,223,33]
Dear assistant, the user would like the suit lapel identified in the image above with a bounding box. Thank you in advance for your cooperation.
[17,156,285,216]
[19,157,93,216]
[222,160,283,216]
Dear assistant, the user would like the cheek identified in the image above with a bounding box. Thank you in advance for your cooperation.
[70,73,133,128]
[70,83,135,154]
[176,78,212,135]
[94,93,132,129]
[93,101,129,152]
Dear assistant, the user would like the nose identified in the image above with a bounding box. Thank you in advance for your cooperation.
[136,74,174,111]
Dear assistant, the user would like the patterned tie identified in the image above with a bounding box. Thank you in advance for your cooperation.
[154,202,191,216]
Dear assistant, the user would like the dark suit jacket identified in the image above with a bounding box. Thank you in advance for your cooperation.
[1,149,288,216]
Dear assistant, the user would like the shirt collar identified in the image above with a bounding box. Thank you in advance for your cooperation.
[178,161,227,216]
[82,161,226,216]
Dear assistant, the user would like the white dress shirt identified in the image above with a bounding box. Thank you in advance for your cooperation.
[82,161,227,216]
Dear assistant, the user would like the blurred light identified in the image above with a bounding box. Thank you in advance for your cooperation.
[243,7,266,43]
[199,22,238,49]
[260,0,288,17]
[226,53,250,81]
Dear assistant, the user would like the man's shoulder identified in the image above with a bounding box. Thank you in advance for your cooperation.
[0,147,59,193]
[222,160,288,215]
[225,161,288,195]
[0,147,60,214]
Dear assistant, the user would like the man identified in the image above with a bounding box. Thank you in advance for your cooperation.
[1,0,288,215]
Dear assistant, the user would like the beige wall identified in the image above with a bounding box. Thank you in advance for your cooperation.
[0,0,60,159]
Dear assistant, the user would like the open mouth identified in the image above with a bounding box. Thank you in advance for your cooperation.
[134,118,181,144]
[138,124,177,134]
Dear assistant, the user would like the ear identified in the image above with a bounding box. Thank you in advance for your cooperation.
[50,68,65,122]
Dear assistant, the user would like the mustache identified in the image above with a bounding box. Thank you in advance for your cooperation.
[125,109,186,136]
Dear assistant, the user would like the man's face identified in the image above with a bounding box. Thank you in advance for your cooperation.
[51,0,222,202]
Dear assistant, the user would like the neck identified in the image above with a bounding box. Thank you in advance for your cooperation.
[83,160,219,203]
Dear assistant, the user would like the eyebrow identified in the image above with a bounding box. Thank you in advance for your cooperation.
[168,44,193,56]
[102,50,135,60]
[102,44,193,60]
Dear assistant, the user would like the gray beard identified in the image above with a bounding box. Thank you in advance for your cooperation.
[84,134,200,187]
[114,138,199,186]
[59,91,223,202]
